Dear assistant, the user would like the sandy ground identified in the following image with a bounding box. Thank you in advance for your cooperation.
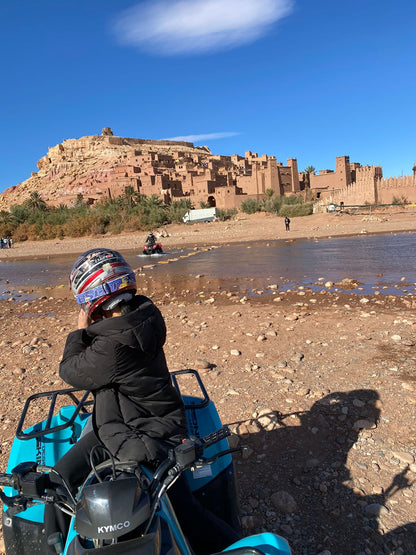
[0,211,415,554]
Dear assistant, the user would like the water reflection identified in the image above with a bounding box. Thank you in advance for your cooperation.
[148,233,416,296]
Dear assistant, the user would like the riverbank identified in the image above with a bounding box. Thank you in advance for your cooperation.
[1,210,416,261]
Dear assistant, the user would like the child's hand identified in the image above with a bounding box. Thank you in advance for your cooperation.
[78,308,91,329]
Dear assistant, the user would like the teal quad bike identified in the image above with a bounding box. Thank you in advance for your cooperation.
[0,369,291,555]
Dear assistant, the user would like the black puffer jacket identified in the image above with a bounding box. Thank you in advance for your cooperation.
[59,295,187,464]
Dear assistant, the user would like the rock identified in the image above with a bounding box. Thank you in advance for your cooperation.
[352,419,377,430]
[195,359,211,369]
[392,451,415,465]
[256,409,280,431]
[279,523,293,535]
[241,514,263,528]
[363,503,388,517]
[230,349,241,356]
[271,491,297,513]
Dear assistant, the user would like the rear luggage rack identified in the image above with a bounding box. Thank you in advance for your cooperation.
[171,369,210,409]
[16,388,93,440]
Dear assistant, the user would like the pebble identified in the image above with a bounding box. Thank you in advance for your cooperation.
[195,359,211,369]
[230,349,241,356]
[392,450,414,465]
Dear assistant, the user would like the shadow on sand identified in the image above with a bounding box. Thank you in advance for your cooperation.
[233,389,416,555]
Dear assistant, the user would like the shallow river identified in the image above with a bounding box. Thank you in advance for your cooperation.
[1,231,416,299]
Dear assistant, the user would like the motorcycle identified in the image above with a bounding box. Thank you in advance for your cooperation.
[142,242,163,255]
[0,369,291,554]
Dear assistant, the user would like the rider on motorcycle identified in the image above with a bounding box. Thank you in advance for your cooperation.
[145,231,156,246]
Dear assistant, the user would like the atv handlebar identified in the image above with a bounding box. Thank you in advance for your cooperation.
[0,425,237,524]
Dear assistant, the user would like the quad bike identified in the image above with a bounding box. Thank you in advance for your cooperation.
[142,243,163,255]
[0,369,291,554]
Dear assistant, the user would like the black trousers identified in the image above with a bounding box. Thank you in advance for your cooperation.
[44,431,240,554]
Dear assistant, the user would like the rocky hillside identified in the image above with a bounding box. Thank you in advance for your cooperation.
[0,128,211,210]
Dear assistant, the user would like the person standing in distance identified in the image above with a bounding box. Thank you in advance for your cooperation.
[285,216,291,231]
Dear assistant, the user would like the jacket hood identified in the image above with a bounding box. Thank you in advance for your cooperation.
[85,295,166,354]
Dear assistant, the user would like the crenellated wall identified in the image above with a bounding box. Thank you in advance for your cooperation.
[315,166,416,207]
[377,174,416,203]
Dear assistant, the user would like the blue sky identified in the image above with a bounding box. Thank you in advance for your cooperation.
[1,0,415,193]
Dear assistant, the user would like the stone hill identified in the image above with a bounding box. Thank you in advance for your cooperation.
[0,128,213,210]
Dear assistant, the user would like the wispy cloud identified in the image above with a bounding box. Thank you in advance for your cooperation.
[113,0,294,56]
[162,131,241,142]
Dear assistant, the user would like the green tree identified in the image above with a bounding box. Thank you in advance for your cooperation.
[26,191,47,211]
[304,166,316,174]
[123,186,140,208]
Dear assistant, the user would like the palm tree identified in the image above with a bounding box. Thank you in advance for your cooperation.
[27,191,47,211]
[303,166,316,189]
[123,186,140,207]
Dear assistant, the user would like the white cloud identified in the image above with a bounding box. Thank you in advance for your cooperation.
[162,131,240,142]
[113,0,294,55]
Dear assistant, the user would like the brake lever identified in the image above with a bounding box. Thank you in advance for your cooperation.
[192,446,243,468]
[1,493,28,513]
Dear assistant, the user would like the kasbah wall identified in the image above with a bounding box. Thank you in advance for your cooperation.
[310,155,416,209]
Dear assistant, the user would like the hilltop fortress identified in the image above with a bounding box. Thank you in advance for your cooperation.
[1,128,415,210]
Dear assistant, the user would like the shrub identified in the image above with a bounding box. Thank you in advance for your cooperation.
[392,195,408,204]
[167,200,191,223]
[241,199,262,214]
[217,208,237,221]
[122,215,144,233]
[139,206,168,229]
[62,216,93,237]
[283,195,302,205]
[11,223,29,242]
[13,222,39,241]
[38,223,58,240]
[279,203,313,217]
